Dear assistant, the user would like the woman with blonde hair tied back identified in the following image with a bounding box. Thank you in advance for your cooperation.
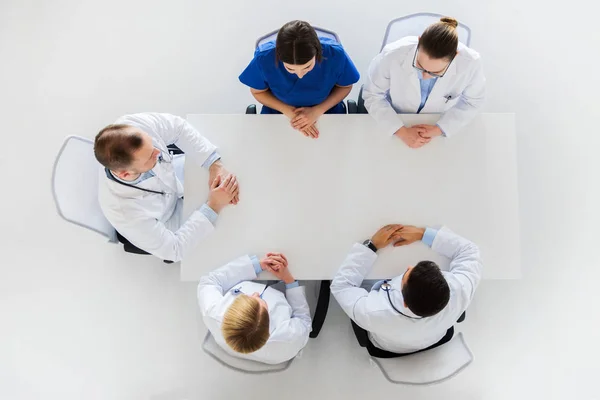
[197,252,311,364]
[363,16,486,148]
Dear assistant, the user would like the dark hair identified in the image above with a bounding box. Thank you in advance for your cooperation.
[94,124,143,170]
[275,20,323,65]
[418,17,459,60]
[402,261,450,317]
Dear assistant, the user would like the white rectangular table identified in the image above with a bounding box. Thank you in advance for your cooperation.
[181,114,520,281]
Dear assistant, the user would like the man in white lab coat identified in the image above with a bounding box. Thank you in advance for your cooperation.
[95,112,239,262]
[198,252,311,365]
[363,17,486,148]
[331,224,482,355]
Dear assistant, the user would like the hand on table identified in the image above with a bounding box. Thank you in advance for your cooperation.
[300,123,319,139]
[206,173,238,213]
[283,107,320,139]
[394,126,431,148]
[209,161,239,204]
[413,124,443,140]
[291,107,323,131]
[370,224,405,250]
[260,252,295,284]
[392,225,426,247]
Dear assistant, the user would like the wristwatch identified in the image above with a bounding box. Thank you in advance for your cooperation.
[362,239,378,253]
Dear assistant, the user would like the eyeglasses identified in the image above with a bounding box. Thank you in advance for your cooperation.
[412,48,455,78]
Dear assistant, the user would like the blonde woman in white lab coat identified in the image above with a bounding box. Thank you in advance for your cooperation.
[198,252,311,365]
[363,17,486,148]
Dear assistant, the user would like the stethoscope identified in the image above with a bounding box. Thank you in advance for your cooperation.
[105,151,173,196]
[381,281,422,320]
[231,281,274,299]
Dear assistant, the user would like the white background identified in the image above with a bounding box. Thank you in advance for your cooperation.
[0,0,598,399]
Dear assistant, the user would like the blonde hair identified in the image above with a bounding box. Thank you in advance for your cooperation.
[222,295,270,354]
[419,16,460,60]
[439,17,458,29]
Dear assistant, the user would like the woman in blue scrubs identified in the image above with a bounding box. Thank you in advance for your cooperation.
[239,20,360,138]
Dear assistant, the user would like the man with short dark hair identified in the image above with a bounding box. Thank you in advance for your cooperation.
[95,112,239,262]
[331,224,482,355]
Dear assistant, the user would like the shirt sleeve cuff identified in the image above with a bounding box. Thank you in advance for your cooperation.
[199,203,218,226]
[422,228,438,247]
[436,124,447,137]
[389,122,404,136]
[250,255,262,275]
[285,281,300,289]
[201,150,222,169]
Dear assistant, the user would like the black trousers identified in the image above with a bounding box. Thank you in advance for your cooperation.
[116,231,150,255]
[351,311,466,359]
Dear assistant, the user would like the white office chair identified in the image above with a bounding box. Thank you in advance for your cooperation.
[52,135,117,242]
[255,26,340,48]
[202,332,294,374]
[381,12,471,50]
[370,332,473,385]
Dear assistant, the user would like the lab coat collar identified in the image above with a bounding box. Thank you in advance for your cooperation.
[389,273,422,319]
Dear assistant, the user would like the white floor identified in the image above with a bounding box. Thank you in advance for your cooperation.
[1,0,599,399]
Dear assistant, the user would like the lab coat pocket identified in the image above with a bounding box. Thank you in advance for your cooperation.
[443,92,461,107]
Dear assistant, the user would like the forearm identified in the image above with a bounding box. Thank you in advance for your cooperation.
[199,255,256,291]
[252,90,294,115]
[286,286,311,326]
[437,99,483,137]
[160,114,217,163]
[363,89,405,135]
[315,85,352,113]
[331,244,376,295]
[437,65,486,137]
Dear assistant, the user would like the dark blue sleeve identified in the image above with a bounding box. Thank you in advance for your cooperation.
[334,46,360,87]
[239,51,269,90]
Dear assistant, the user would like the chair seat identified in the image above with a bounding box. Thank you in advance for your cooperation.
[202,332,292,373]
[371,332,473,385]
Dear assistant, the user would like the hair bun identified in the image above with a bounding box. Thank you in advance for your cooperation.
[440,17,458,29]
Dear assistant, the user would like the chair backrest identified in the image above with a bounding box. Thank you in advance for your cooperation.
[202,332,293,374]
[370,332,473,385]
[256,26,340,49]
[381,13,471,50]
[52,135,116,242]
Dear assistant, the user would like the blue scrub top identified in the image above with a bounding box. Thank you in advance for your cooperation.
[239,38,360,108]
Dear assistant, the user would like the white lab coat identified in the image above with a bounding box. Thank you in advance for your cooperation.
[98,112,217,262]
[363,36,486,137]
[331,227,482,354]
[198,255,312,364]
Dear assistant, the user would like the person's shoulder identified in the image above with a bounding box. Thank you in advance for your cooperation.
[382,36,418,55]
[115,112,150,126]
[320,37,344,54]
[268,319,310,341]
[115,112,172,130]
[456,43,482,64]
[253,40,277,62]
